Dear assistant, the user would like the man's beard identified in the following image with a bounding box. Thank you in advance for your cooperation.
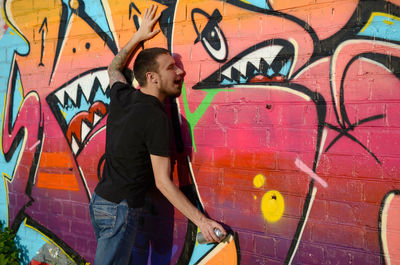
[160,76,183,97]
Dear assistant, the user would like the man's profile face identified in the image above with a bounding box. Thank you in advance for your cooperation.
[155,53,185,97]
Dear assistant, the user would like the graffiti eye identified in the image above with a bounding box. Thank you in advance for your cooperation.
[202,25,226,61]
[191,8,228,62]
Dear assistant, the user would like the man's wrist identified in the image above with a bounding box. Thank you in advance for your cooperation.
[133,31,147,43]
[195,212,207,227]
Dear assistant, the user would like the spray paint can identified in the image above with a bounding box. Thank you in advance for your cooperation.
[196,228,225,244]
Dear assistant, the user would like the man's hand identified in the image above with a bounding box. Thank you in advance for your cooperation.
[198,217,227,243]
[135,5,162,42]
[108,4,162,87]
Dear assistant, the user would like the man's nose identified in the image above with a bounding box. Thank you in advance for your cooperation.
[177,67,186,78]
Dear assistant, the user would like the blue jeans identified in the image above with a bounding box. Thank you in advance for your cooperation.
[89,192,145,265]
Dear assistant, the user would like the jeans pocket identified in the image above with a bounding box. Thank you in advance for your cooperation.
[92,203,117,238]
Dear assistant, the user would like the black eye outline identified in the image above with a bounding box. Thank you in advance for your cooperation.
[191,8,228,62]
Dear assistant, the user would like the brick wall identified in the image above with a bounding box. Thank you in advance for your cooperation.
[0,0,399,264]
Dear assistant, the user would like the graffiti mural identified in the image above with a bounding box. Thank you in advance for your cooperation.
[0,0,399,264]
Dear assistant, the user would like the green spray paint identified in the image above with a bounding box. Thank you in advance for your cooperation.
[181,83,232,152]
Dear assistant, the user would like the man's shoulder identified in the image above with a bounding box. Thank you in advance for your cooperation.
[110,81,134,104]
[111,81,131,90]
[132,91,165,112]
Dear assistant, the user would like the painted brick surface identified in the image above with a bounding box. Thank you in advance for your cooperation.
[0,0,399,264]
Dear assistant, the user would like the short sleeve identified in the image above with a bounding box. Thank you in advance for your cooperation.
[110,82,133,108]
[145,111,171,157]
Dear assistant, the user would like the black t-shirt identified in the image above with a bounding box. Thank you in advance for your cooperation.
[95,82,171,208]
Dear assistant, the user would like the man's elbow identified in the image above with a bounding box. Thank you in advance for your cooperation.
[107,65,114,76]
[154,177,171,194]
[155,179,165,191]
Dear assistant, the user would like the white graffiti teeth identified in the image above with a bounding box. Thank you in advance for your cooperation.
[82,113,102,140]
[50,69,110,156]
[68,112,105,156]
[54,70,109,107]
[81,120,91,145]
[71,135,80,155]
[221,45,284,80]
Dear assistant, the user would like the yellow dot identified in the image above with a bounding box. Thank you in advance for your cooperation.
[253,195,257,200]
[253,174,265,188]
[261,190,284,222]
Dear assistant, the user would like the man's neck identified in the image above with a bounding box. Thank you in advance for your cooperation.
[140,86,166,102]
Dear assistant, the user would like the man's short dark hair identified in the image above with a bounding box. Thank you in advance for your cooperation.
[133,47,170,87]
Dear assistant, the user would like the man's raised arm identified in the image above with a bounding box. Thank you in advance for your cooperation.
[108,5,161,87]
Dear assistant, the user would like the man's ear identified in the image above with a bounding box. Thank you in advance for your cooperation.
[146,72,158,85]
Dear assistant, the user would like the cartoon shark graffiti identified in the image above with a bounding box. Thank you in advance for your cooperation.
[170,0,400,264]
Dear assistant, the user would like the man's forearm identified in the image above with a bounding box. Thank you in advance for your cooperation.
[151,154,226,242]
[108,35,143,73]
[155,175,206,226]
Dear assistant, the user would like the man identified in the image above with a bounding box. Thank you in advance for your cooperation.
[89,5,226,265]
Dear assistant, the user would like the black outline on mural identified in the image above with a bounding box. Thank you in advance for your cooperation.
[319,1,400,57]
[2,58,85,264]
[11,212,86,264]
[330,52,400,132]
[49,0,118,84]
[191,8,229,63]
[378,189,400,265]
[0,2,76,263]
[38,17,47,67]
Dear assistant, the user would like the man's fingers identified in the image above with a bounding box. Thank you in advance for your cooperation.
[143,5,160,26]
[150,4,158,16]
[144,4,157,21]
[199,219,228,243]
[205,229,216,243]
[144,6,150,18]
[211,231,220,242]
[207,226,223,242]
[149,29,161,38]
[152,12,162,23]
[216,224,227,237]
